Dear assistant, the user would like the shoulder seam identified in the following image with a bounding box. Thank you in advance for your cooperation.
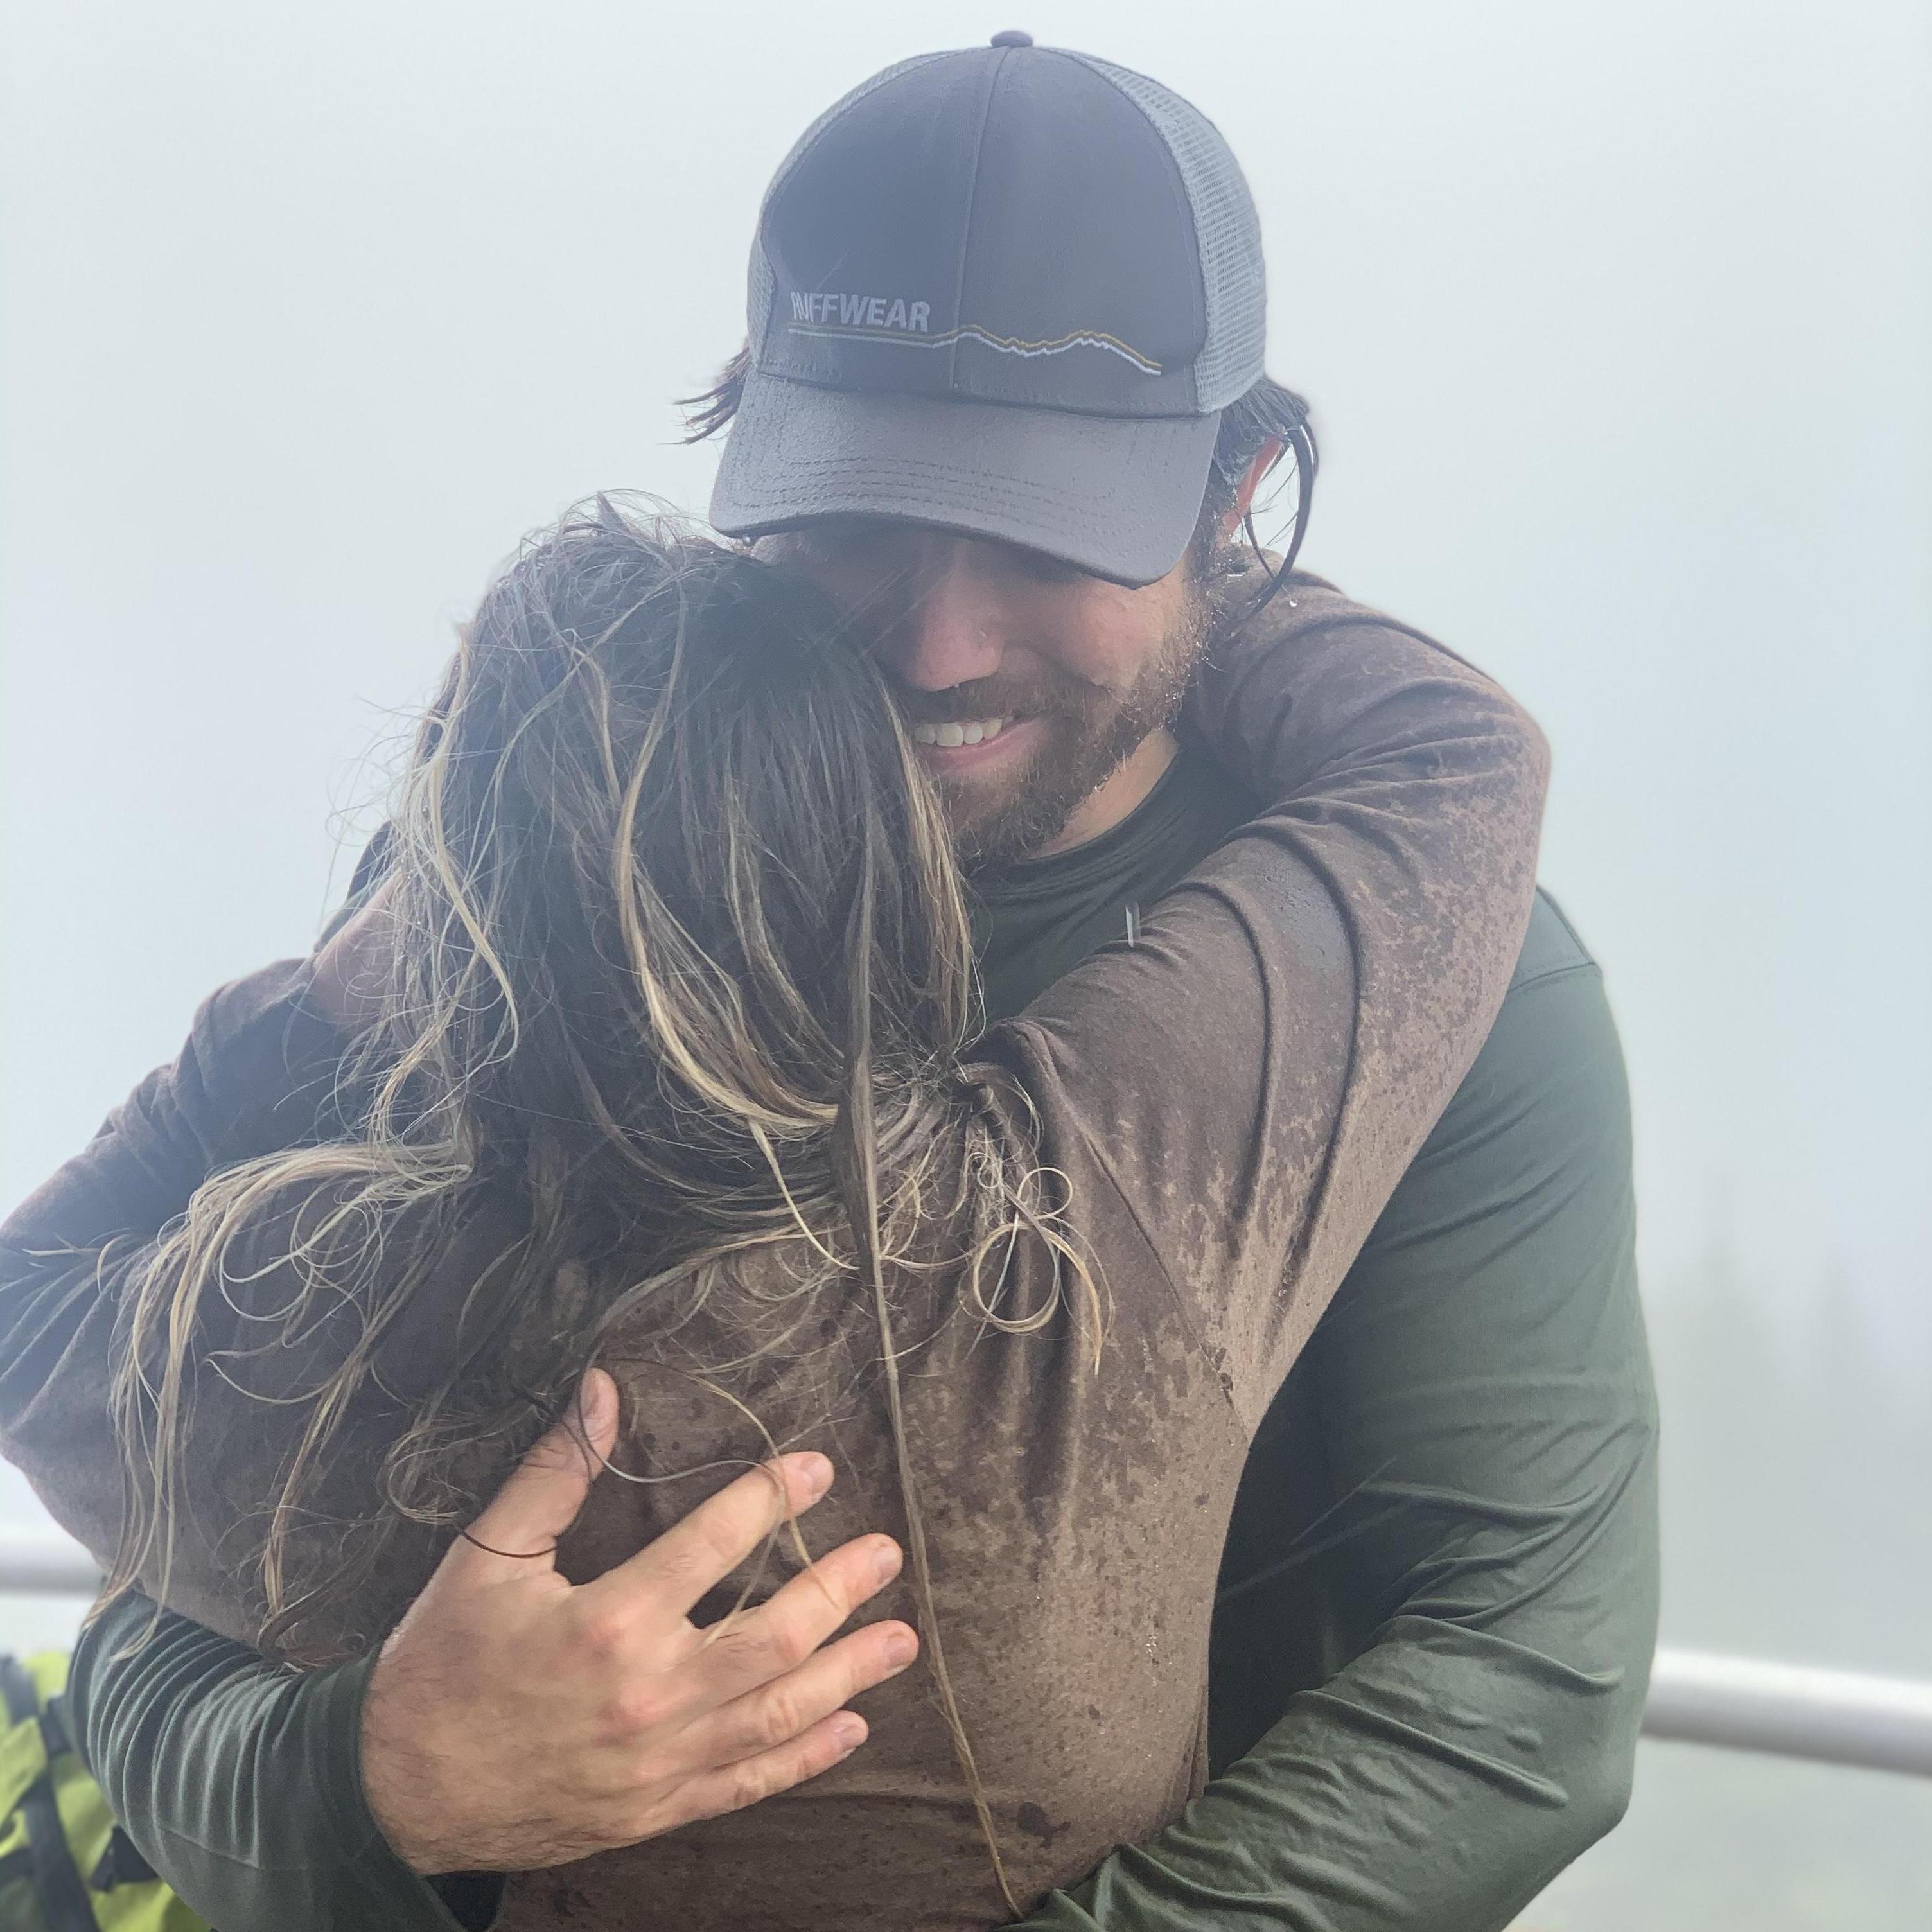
[1509,958,1603,997]
[1538,893,1593,958]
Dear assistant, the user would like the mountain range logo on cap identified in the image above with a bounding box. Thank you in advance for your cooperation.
[786,290,1163,375]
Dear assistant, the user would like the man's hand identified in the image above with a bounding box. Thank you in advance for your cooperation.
[359,1369,917,1874]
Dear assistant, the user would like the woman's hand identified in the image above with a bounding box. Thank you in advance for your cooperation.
[359,1370,917,1874]
[309,879,400,1033]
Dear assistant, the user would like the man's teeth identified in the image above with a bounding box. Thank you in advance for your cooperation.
[911,717,1010,749]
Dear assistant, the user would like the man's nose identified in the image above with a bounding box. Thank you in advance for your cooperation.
[877,544,1009,692]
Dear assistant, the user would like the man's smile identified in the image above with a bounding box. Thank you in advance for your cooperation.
[906,713,1048,779]
[900,710,1051,777]
[907,713,1011,749]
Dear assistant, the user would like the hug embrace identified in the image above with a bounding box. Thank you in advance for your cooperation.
[0,36,1656,1932]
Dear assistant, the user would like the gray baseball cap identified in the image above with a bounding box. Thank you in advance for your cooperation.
[710,35,1266,588]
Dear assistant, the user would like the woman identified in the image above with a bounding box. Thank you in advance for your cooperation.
[1,499,1545,1928]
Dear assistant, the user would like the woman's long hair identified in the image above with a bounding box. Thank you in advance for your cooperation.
[105,498,1093,1908]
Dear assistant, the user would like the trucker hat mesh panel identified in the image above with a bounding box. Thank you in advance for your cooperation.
[1063,52,1265,410]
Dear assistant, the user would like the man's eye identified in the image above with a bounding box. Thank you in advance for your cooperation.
[800,525,908,570]
[1014,550,1086,586]
[818,518,895,547]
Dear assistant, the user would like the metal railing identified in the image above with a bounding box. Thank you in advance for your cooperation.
[0,1533,100,1595]
[1644,1647,1932,1778]
[2,1534,1928,1778]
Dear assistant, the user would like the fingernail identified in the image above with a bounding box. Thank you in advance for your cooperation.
[579,1370,615,1434]
[792,1453,834,1498]
[883,1626,918,1669]
[872,1539,903,1586]
[832,1713,867,1752]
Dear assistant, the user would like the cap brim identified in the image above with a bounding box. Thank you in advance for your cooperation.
[710,373,1219,589]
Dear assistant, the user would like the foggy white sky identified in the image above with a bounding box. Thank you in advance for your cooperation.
[3,0,1929,1364]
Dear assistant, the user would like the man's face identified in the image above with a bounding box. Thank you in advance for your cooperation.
[760,522,1209,865]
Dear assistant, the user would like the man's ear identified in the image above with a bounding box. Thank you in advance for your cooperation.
[1219,437,1287,538]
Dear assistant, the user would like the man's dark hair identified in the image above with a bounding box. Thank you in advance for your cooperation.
[681,347,1320,600]
[1195,374,1319,596]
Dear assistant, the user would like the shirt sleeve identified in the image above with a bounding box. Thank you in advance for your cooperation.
[67,1592,498,1932]
[0,960,347,1561]
[981,590,1552,1434]
[4,639,1551,1932]
[1011,938,1661,1932]
[0,866,495,1932]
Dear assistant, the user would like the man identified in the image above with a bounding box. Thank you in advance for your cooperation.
[3,35,1658,1932]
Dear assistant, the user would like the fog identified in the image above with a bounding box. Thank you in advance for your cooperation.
[3,3,1928,1925]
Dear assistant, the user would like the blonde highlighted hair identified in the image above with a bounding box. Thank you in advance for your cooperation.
[106,498,1100,1910]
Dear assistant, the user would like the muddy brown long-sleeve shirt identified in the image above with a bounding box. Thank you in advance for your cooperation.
[1,579,1551,1928]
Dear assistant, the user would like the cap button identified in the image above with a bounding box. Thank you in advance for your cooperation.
[990,30,1033,48]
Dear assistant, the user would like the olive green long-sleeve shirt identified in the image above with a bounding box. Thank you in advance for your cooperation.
[1026,883,1658,1931]
[31,575,1657,1930]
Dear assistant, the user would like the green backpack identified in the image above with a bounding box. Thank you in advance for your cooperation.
[0,1654,208,1932]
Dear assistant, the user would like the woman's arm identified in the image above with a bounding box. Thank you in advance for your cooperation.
[0,852,398,1567]
[2,922,909,1925]
[983,573,1550,1428]
[0,960,346,1558]
[1014,904,1659,1932]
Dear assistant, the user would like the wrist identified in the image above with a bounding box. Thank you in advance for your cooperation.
[356,1645,449,1875]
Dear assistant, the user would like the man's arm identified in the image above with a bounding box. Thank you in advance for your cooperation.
[69,1594,486,1932]
[67,1410,909,1932]
[1015,899,1660,1931]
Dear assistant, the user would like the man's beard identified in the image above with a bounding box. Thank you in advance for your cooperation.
[893,581,1215,868]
